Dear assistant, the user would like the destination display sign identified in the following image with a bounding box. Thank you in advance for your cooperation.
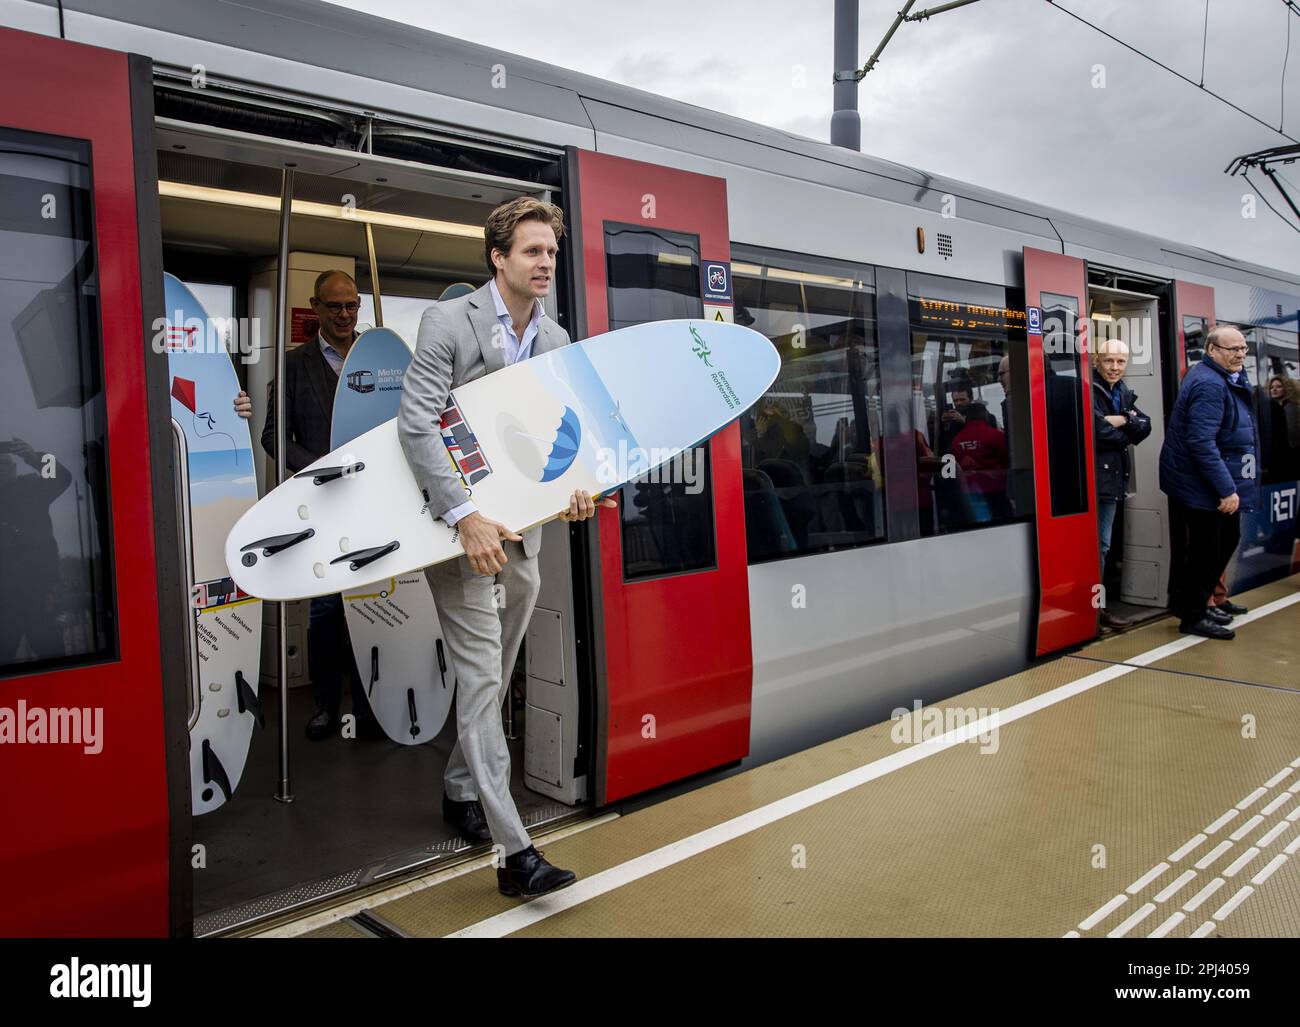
[911,297,1028,333]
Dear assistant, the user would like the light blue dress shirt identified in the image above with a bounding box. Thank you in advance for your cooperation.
[442,281,544,527]
[318,333,347,375]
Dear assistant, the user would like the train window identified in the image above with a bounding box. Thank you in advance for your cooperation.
[1041,292,1089,517]
[907,273,1033,534]
[603,224,716,580]
[1258,329,1300,485]
[1183,315,1208,369]
[0,129,116,677]
[733,246,884,562]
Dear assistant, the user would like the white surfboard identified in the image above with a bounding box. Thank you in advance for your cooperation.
[332,328,454,745]
[165,273,263,815]
[226,319,781,602]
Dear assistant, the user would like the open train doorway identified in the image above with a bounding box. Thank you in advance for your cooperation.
[154,121,591,932]
[1087,273,1172,624]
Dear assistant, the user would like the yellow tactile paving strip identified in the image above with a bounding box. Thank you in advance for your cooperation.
[310,575,1300,938]
[504,665,1300,937]
[369,659,1098,937]
[1079,577,1298,666]
[301,919,374,939]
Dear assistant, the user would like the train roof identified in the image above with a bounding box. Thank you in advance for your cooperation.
[29,0,1300,294]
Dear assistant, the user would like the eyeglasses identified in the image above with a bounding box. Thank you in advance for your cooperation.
[1212,343,1249,354]
[318,301,360,314]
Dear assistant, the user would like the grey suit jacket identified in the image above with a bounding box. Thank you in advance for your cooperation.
[398,282,571,559]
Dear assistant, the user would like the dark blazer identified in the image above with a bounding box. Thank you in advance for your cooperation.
[1091,369,1152,501]
[1159,357,1259,513]
[261,337,340,474]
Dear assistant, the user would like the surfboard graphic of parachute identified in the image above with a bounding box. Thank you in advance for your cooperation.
[164,273,263,816]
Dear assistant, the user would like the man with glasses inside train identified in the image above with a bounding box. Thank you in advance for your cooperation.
[1158,325,1258,640]
[261,270,382,739]
[1091,337,1152,629]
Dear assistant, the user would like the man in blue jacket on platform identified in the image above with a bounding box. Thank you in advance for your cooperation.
[1159,325,1258,640]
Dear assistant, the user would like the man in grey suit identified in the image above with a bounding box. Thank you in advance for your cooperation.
[398,197,613,898]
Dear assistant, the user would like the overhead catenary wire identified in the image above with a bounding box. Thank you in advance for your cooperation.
[1243,170,1300,231]
[1044,0,1298,145]
[1283,4,1292,129]
[1200,0,1210,86]
[838,0,986,81]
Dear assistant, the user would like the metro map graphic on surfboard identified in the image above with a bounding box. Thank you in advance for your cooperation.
[332,327,454,746]
[226,319,781,601]
[164,273,263,816]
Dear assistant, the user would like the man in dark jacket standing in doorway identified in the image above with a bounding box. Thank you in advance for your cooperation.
[1092,338,1152,628]
[1158,325,1258,639]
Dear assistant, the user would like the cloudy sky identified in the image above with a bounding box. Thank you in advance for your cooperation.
[325,0,1299,273]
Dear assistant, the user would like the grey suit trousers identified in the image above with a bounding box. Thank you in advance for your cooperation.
[424,541,539,856]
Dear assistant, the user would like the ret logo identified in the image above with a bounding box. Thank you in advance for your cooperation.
[1273,486,1297,523]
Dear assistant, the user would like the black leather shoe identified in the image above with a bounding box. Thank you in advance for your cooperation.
[442,795,492,843]
[306,707,337,741]
[1099,609,1132,629]
[497,845,576,898]
[1180,617,1235,640]
[1204,606,1233,626]
[1217,601,1248,616]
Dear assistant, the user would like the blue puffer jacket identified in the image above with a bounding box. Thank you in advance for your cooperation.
[1158,357,1259,512]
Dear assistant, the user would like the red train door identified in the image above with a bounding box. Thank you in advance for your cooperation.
[1023,248,1099,654]
[568,149,752,804]
[1173,280,1216,374]
[0,28,184,935]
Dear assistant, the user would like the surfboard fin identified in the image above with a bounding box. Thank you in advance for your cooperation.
[436,639,448,688]
[330,540,400,572]
[241,528,315,557]
[295,461,365,485]
[367,646,379,698]
[235,670,264,727]
[406,688,419,739]
[201,739,233,802]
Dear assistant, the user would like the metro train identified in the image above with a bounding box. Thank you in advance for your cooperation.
[0,0,1296,937]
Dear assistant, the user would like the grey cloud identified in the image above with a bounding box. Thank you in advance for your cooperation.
[331,0,1298,268]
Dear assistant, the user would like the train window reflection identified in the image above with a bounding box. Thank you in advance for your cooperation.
[908,274,1033,535]
[1041,292,1088,517]
[0,129,116,678]
[733,246,883,562]
[603,224,716,580]
[1183,315,1208,369]
[1257,328,1300,485]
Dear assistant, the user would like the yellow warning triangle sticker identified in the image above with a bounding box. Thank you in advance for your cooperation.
[714,309,725,321]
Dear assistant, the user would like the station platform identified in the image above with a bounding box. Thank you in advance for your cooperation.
[264,574,1300,939]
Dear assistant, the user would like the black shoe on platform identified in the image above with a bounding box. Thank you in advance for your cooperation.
[1179,617,1234,640]
[497,845,576,898]
[442,795,492,843]
[306,706,337,741]
[1203,606,1233,626]
[1217,601,1248,616]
